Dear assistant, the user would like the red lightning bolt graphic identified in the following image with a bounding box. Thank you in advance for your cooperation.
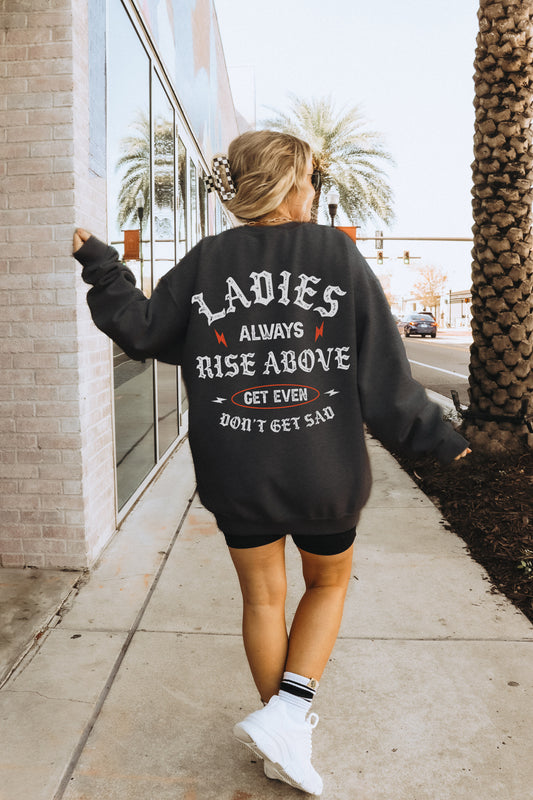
[215,329,228,347]
[315,322,324,341]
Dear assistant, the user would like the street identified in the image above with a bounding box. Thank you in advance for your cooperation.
[401,329,472,406]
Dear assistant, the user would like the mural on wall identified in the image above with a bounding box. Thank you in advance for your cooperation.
[135,0,240,158]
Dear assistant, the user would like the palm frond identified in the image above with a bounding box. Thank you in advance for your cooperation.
[263,94,395,225]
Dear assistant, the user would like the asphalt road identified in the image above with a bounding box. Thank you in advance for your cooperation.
[401,329,472,406]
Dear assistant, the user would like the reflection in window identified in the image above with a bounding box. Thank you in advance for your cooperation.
[199,167,208,238]
[190,158,198,245]
[113,347,155,508]
[153,75,179,458]
[177,137,188,259]
[108,0,155,508]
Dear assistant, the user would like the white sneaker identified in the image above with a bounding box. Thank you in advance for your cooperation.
[233,695,323,796]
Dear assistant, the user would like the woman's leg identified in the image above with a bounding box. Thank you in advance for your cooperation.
[285,544,354,680]
[229,537,288,703]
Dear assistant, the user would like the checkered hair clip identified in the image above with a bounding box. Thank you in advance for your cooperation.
[204,155,237,201]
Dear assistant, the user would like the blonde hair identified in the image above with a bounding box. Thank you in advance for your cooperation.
[215,130,312,222]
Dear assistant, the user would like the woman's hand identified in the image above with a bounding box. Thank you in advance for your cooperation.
[73,228,92,253]
[454,447,472,461]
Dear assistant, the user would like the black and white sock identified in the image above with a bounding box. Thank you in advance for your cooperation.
[278,671,319,711]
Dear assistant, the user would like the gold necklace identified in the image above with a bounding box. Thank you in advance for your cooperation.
[245,216,293,226]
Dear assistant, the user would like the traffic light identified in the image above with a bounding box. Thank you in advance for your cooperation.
[377,251,383,265]
[403,251,410,264]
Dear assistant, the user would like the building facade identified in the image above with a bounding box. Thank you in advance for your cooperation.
[0,0,241,568]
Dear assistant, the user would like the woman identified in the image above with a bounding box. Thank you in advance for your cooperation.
[74,130,469,796]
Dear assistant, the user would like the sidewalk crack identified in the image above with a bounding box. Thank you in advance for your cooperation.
[3,688,92,705]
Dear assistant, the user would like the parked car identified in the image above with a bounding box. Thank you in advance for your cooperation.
[399,313,437,338]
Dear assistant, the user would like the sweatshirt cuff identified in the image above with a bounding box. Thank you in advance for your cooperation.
[434,429,470,465]
[73,235,123,286]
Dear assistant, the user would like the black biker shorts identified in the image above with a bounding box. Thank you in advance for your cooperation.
[222,527,356,556]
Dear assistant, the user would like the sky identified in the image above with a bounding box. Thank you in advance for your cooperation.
[213,0,480,296]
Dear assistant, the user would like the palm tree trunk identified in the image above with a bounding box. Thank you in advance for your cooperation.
[468,0,533,453]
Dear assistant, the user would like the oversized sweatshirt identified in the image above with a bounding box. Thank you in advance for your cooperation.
[74,222,469,537]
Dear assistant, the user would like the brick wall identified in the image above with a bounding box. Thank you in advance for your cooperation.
[0,0,116,568]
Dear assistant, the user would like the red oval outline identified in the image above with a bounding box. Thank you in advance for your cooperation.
[231,383,320,410]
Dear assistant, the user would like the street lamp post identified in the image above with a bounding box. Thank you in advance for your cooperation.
[326,187,339,227]
[136,190,144,293]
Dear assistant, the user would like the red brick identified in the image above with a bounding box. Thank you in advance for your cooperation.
[33,337,77,352]
[7,157,51,175]
[11,322,56,338]
[20,509,64,524]
[8,225,53,242]
[52,91,72,107]
[0,493,41,510]
[0,13,28,29]
[7,126,53,143]
[1,433,37,449]
[0,109,27,126]
[32,307,76,322]
[7,29,51,46]
[19,479,62,494]
[43,525,83,540]
[29,172,74,191]
[0,401,34,417]
[0,337,33,353]
[36,401,78,418]
[6,92,53,110]
[41,494,82,510]
[52,27,72,43]
[1,510,21,524]
[13,353,58,369]
[53,189,75,206]
[10,190,54,208]
[0,462,38,479]
[31,140,73,157]
[40,463,81,480]
[14,386,57,401]
[16,417,60,433]
[1,523,41,538]
[38,433,81,450]
[0,242,31,258]
[0,554,27,567]
[29,207,75,225]
[27,11,71,28]
[2,77,28,94]
[1,176,29,195]
[18,449,61,465]
[0,45,28,62]
[26,42,71,60]
[52,156,74,173]
[9,259,54,274]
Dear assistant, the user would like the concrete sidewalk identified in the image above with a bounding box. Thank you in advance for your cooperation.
[1,437,533,800]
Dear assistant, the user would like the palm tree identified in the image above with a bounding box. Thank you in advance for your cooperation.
[468,0,533,454]
[263,95,395,226]
[115,110,174,230]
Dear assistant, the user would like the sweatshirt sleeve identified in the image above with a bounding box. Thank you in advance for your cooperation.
[352,250,469,464]
[73,235,192,365]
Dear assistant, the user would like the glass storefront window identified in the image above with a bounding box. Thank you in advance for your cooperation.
[189,158,198,245]
[177,137,188,259]
[153,74,179,459]
[199,166,208,238]
[106,0,235,510]
[108,0,155,509]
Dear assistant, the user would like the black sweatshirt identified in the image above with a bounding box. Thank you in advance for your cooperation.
[74,223,468,537]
